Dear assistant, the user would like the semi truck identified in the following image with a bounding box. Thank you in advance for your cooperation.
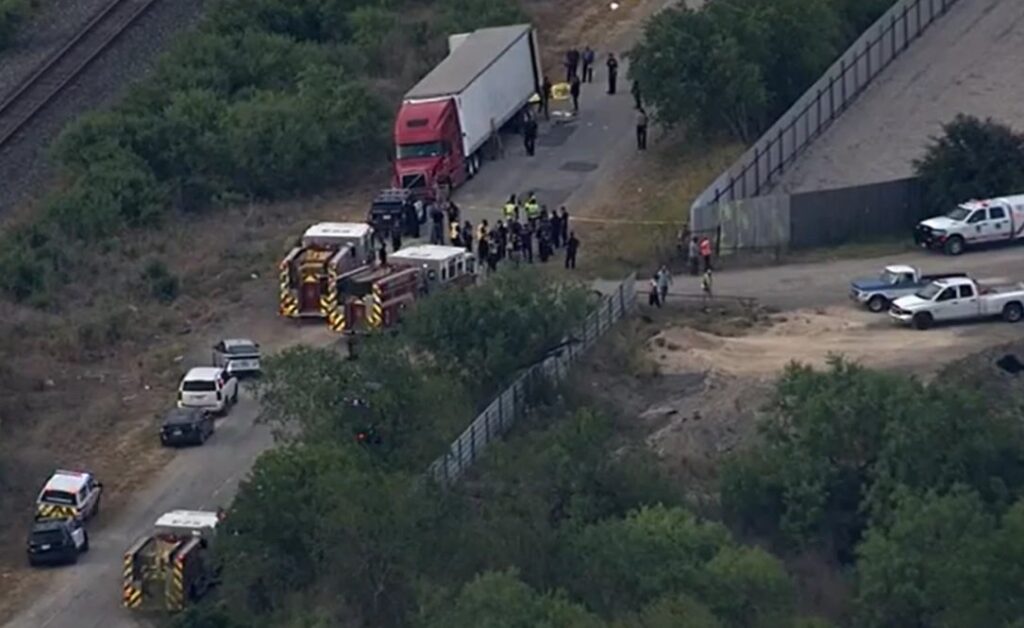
[914,194,1024,255]
[392,24,542,197]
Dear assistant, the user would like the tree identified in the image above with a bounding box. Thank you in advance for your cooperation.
[720,358,1024,560]
[419,570,603,628]
[914,114,1024,212]
[613,594,723,628]
[401,270,590,396]
[854,487,998,628]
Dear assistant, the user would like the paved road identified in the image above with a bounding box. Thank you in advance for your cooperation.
[6,396,271,628]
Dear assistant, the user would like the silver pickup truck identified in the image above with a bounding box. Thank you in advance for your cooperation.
[890,277,1024,329]
[849,265,967,312]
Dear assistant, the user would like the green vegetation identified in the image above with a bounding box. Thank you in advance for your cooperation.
[176,273,826,628]
[914,114,1024,211]
[721,356,1024,624]
[628,0,895,141]
[0,0,524,304]
[0,0,33,51]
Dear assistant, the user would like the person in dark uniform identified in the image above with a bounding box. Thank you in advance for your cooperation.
[522,225,534,263]
[570,75,581,113]
[606,52,619,94]
[565,232,580,269]
[541,76,553,120]
[636,107,648,151]
[523,112,538,156]
[390,228,402,252]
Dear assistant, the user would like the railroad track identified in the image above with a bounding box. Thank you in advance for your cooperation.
[0,0,160,149]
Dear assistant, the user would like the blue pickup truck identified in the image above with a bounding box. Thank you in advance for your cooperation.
[849,264,967,312]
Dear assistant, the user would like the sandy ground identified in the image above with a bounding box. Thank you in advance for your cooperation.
[775,0,1024,194]
[632,304,1024,485]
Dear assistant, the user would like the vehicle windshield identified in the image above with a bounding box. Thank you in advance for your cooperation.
[182,380,216,392]
[397,142,444,160]
[915,284,943,300]
[30,529,66,545]
[40,490,76,506]
[226,343,258,356]
[880,270,901,284]
[945,206,971,221]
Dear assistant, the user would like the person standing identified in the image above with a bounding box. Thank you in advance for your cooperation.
[565,48,580,82]
[550,210,562,249]
[648,277,661,308]
[523,112,538,156]
[522,225,534,263]
[606,53,619,94]
[430,203,444,244]
[582,46,595,83]
[478,230,490,270]
[701,268,713,311]
[503,194,518,222]
[449,220,461,247]
[699,235,713,271]
[631,79,643,109]
[446,199,460,226]
[541,76,553,120]
[570,75,581,113]
[636,107,648,151]
[496,220,508,260]
[377,242,388,266]
[463,220,473,253]
[560,206,570,244]
[688,236,700,276]
[656,265,672,304]
[390,227,402,252]
[565,231,579,269]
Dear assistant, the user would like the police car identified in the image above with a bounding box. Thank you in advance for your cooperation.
[35,469,103,522]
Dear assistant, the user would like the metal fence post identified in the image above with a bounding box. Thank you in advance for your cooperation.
[754,146,761,192]
[902,4,909,50]
[776,128,784,175]
[839,59,847,106]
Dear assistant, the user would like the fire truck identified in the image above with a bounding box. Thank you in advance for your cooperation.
[122,510,220,613]
[278,222,375,320]
[332,245,477,334]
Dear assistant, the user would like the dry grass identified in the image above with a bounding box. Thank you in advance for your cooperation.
[573,133,744,276]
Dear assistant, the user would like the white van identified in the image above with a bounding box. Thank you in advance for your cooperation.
[177,367,238,415]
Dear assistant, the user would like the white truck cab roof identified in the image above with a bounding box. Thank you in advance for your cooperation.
[391,244,469,262]
[302,222,372,247]
[42,470,92,494]
[884,264,916,275]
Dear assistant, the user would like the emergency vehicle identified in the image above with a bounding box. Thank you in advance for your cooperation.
[279,222,375,319]
[34,469,103,522]
[390,244,477,291]
[122,509,221,612]
[915,194,1024,255]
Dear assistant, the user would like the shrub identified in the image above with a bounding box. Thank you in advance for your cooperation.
[142,259,180,303]
[0,0,32,50]
[914,114,1024,212]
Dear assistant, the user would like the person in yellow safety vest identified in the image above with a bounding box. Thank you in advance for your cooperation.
[477,220,489,244]
[503,194,518,222]
[449,220,461,246]
[524,194,540,222]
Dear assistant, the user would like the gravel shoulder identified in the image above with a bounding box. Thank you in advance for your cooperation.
[775,0,1024,194]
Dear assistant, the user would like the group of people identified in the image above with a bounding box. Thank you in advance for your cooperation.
[648,235,717,310]
[420,192,581,272]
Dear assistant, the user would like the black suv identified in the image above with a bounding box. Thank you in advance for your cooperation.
[160,407,215,446]
[368,188,422,238]
[27,518,88,566]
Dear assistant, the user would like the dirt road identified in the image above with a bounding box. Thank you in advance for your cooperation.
[775,0,1024,194]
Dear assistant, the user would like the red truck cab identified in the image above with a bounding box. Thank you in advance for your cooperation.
[392,99,466,198]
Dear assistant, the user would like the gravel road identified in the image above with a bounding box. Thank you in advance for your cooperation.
[0,0,207,214]
[775,0,1024,194]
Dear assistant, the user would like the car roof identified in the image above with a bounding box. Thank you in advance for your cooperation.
[183,367,222,380]
[44,470,91,493]
[163,407,204,422]
[220,338,256,348]
[885,265,916,274]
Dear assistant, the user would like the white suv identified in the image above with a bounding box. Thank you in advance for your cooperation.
[178,367,238,415]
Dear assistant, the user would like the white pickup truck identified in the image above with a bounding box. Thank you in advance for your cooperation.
[914,194,1024,255]
[889,276,1024,329]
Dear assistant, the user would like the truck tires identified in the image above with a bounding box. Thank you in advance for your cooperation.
[913,312,933,330]
[867,295,888,313]
[943,236,964,256]
[1003,302,1024,323]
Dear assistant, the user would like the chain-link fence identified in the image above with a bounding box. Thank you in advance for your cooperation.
[691,0,960,212]
[427,275,637,485]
